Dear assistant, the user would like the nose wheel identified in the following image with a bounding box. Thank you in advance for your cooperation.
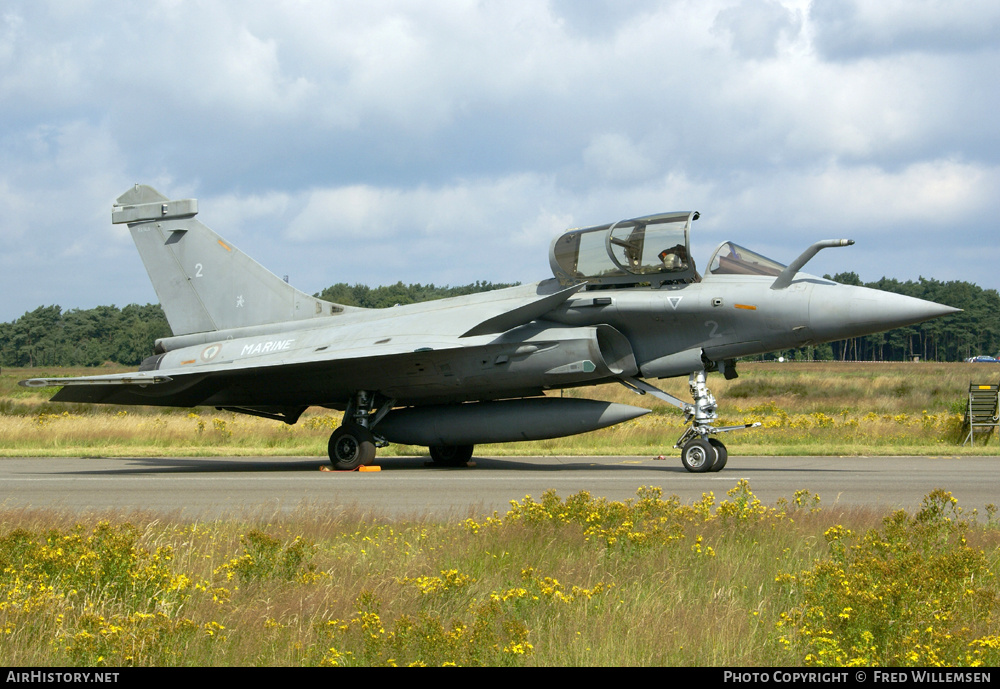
[679,437,728,473]
[707,438,728,471]
[680,438,716,472]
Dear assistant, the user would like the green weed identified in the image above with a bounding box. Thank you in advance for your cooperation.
[775,490,999,666]
[1,484,998,666]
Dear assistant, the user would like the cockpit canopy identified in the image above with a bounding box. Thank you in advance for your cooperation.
[705,242,786,278]
[549,211,699,287]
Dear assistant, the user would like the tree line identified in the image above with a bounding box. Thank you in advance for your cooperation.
[2,277,997,368]
[314,280,519,309]
[0,304,171,368]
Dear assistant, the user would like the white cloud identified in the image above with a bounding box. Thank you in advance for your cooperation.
[201,190,293,242]
[0,0,998,321]
[285,186,404,242]
[583,133,656,183]
[713,0,803,60]
[715,158,999,230]
[810,0,1000,59]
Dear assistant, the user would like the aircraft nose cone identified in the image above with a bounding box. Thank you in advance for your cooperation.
[809,284,961,342]
[851,291,960,330]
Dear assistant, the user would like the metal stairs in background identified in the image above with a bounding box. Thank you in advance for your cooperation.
[962,380,1000,446]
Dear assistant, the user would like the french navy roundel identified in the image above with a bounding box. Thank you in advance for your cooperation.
[201,344,222,361]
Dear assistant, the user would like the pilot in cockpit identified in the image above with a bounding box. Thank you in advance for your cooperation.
[658,244,689,271]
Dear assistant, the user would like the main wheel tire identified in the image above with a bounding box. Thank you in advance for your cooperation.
[708,438,728,472]
[429,444,474,467]
[681,438,718,473]
[328,425,377,471]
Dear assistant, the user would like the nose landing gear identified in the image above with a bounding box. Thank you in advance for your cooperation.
[620,370,758,473]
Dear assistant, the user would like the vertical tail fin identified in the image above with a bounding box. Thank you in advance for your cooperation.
[113,184,351,336]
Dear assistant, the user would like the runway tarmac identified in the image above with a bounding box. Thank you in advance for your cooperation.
[1,454,997,519]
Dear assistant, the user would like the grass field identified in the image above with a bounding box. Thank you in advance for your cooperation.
[1,483,997,666]
[3,362,1000,457]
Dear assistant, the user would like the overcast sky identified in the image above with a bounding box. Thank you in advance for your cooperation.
[2,0,998,322]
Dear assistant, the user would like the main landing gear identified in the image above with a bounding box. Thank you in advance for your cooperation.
[620,370,758,474]
[328,391,391,471]
[327,391,477,470]
[428,444,475,467]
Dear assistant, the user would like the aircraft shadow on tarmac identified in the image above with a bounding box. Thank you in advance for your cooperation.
[62,455,846,476]
[67,457,330,476]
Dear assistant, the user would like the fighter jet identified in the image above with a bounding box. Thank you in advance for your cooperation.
[21,184,959,472]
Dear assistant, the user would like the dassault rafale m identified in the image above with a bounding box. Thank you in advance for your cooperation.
[21,185,959,472]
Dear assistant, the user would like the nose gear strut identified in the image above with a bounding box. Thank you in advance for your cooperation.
[618,371,760,473]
